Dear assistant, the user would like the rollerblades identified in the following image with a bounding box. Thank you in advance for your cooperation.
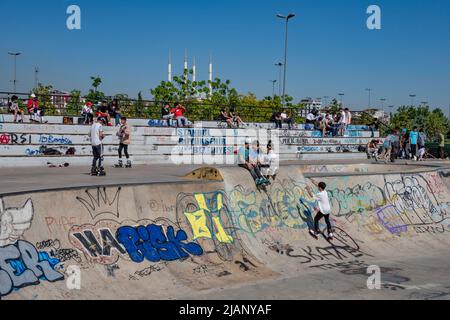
[125,160,132,168]
[91,166,99,176]
[115,160,123,168]
[98,167,106,176]
[91,166,106,176]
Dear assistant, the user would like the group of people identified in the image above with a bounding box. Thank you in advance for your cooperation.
[82,99,122,127]
[238,138,279,186]
[219,107,245,128]
[161,103,191,127]
[367,127,446,162]
[88,115,131,176]
[271,111,294,130]
[8,94,47,123]
[306,108,353,137]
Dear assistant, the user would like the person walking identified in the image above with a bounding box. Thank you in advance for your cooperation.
[115,117,132,168]
[89,117,106,176]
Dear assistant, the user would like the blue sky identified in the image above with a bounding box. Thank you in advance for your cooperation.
[0,0,449,111]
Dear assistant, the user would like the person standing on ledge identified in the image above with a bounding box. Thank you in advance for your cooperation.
[89,117,106,176]
[115,116,132,168]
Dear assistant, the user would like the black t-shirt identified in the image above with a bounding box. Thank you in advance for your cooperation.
[162,107,170,116]
[99,105,108,113]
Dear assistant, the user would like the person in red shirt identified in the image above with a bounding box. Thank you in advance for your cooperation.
[27,94,39,123]
[170,102,188,127]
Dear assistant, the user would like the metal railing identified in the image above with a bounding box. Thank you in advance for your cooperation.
[0,91,376,127]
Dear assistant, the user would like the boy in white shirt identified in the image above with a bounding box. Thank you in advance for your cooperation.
[306,180,334,239]
[89,117,106,176]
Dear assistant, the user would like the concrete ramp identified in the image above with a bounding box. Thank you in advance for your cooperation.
[1,164,449,300]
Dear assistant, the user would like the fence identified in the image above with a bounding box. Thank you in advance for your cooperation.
[0,91,378,126]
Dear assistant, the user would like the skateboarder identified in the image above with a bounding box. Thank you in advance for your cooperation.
[89,117,106,176]
[115,116,132,168]
[306,180,334,239]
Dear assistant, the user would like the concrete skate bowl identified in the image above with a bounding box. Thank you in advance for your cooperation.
[1,164,449,300]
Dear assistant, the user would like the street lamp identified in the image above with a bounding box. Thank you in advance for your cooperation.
[34,67,39,89]
[8,52,21,93]
[270,80,277,98]
[276,13,296,108]
[365,88,372,108]
[275,62,283,97]
[338,93,345,107]
[409,94,416,106]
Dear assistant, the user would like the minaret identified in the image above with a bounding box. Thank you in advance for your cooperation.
[192,57,196,82]
[168,51,172,82]
[184,49,188,83]
[208,54,213,95]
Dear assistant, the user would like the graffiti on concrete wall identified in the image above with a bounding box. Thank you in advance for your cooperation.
[0,199,64,298]
[70,187,204,265]
[0,240,64,298]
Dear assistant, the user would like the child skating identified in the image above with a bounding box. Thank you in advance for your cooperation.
[306,180,334,240]
[115,117,132,168]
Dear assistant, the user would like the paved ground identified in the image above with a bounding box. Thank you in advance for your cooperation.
[1,159,448,196]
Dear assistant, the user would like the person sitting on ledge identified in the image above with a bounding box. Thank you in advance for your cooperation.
[161,103,175,126]
[10,95,24,123]
[96,100,111,126]
[271,112,283,129]
[230,108,245,128]
[280,110,294,130]
[306,109,317,125]
[219,107,235,128]
[238,138,270,186]
[170,102,189,128]
[81,101,94,125]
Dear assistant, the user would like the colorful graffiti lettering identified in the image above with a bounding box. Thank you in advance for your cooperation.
[116,224,203,263]
[184,193,233,243]
[0,240,64,298]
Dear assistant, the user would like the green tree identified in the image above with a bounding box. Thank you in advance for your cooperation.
[91,76,102,92]
[34,84,56,115]
[390,105,449,138]
[66,90,82,115]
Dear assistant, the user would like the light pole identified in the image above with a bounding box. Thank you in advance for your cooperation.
[8,52,21,93]
[34,67,39,89]
[277,13,296,108]
[275,62,283,97]
[365,88,372,108]
[270,80,277,98]
[338,93,345,107]
[409,94,416,106]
